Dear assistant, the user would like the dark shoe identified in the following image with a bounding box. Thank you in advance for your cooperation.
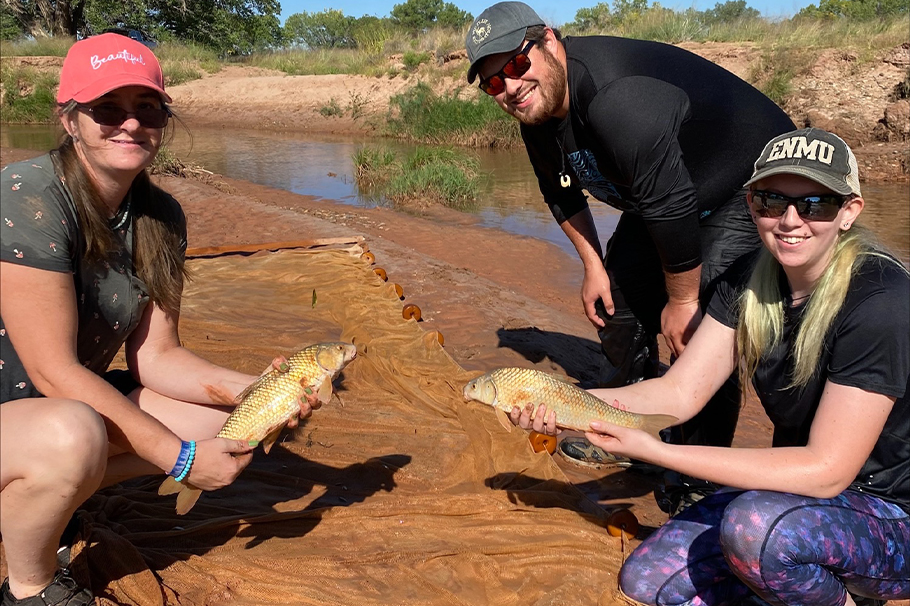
[851,595,885,606]
[557,437,631,469]
[655,473,718,517]
[1,570,93,605]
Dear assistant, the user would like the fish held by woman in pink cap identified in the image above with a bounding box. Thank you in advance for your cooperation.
[0,33,321,605]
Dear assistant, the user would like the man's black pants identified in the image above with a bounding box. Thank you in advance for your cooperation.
[593,192,759,448]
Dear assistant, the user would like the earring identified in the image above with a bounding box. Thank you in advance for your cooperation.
[843,223,850,229]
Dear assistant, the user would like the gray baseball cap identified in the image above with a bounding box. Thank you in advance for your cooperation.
[744,127,862,196]
[465,2,545,84]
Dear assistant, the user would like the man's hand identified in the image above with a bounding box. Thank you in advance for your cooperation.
[582,266,613,328]
[661,300,701,358]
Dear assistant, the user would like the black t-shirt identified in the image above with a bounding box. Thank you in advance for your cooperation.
[521,35,795,272]
[707,250,910,510]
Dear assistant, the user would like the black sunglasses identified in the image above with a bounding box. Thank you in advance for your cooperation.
[77,103,171,129]
[478,40,535,96]
[748,190,849,221]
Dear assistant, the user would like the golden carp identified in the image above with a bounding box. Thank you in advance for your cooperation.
[463,367,677,437]
[159,342,357,514]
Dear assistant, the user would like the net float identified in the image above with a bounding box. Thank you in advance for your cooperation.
[529,431,557,455]
[393,283,404,298]
[361,251,375,264]
[434,331,444,346]
[605,509,639,539]
[402,304,422,321]
[374,267,388,281]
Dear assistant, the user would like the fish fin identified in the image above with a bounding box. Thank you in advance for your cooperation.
[158,475,183,496]
[638,414,678,440]
[159,476,203,515]
[262,425,285,455]
[175,485,203,515]
[495,408,513,432]
[233,374,270,405]
[316,376,333,404]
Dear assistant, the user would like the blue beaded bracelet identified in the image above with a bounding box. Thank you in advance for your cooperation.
[174,441,196,482]
[168,440,193,477]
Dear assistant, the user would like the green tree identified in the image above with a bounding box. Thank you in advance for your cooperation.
[1,2,27,39]
[701,0,760,22]
[390,0,471,32]
[284,9,356,48]
[798,0,909,17]
[572,3,613,30]
[7,0,282,52]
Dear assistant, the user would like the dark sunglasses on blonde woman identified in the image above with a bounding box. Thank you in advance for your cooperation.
[478,40,536,96]
[76,103,171,129]
[748,190,849,221]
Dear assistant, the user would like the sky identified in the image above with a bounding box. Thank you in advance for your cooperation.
[277,0,816,27]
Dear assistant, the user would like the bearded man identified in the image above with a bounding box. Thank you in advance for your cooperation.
[466,2,795,514]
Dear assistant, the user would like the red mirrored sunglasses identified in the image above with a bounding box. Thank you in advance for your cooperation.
[478,40,535,96]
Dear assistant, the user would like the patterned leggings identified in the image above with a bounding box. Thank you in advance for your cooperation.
[619,489,910,606]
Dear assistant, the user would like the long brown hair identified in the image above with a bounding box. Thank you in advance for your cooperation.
[52,106,188,318]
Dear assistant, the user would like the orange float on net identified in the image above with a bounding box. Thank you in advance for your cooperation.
[361,251,376,264]
[402,304,422,321]
[374,267,388,281]
[528,431,557,455]
[605,509,639,539]
[393,283,404,298]
[434,330,444,346]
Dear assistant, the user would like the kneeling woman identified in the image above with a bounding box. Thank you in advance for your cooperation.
[0,34,315,604]
[517,128,909,606]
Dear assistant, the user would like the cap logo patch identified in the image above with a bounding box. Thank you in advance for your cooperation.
[766,136,835,165]
[90,49,146,71]
[472,19,491,44]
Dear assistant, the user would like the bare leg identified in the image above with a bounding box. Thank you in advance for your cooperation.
[100,386,232,487]
[0,399,107,599]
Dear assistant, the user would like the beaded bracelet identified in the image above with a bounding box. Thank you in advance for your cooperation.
[168,440,193,477]
[174,441,196,483]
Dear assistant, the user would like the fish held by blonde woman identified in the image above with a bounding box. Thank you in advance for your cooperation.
[159,342,358,514]
[463,367,677,436]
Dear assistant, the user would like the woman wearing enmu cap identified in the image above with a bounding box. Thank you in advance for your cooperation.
[520,128,909,606]
[0,33,318,605]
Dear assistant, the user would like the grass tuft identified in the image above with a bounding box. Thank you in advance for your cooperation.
[353,145,483,209]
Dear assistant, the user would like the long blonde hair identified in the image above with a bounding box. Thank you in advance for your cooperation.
[51,109,188,318]
[736,225,903,392]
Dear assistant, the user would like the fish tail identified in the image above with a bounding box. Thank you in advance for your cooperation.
[638,414,678,440]
[158,475,203,515]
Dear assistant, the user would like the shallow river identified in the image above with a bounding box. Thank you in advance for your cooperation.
[3,123,908,263]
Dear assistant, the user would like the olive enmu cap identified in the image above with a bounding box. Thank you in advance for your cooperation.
[745,127,861,196]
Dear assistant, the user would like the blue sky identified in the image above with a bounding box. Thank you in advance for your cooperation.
[278,0,815,27]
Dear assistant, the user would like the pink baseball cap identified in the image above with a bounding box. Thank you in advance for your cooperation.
[57,33,171,104]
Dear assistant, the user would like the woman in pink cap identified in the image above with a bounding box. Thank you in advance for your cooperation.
[0,33,317,605]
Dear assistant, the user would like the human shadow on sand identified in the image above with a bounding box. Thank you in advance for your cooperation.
[75,451,412,590]
[495,327,605,383]
[484,468,662,539]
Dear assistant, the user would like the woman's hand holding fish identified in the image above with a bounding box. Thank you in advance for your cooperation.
[509,403,560,435]
[186,438,256,491]
[268,356,322,429]
[584,420,662,464]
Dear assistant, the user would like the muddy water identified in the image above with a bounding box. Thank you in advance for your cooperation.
[3,123,908,263]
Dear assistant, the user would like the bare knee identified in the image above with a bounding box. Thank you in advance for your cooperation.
[12,399,108,490]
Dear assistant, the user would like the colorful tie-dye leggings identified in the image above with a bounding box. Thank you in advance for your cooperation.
[619,489,909,606]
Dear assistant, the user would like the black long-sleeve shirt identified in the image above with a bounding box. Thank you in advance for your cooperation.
[521,35,795,272]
